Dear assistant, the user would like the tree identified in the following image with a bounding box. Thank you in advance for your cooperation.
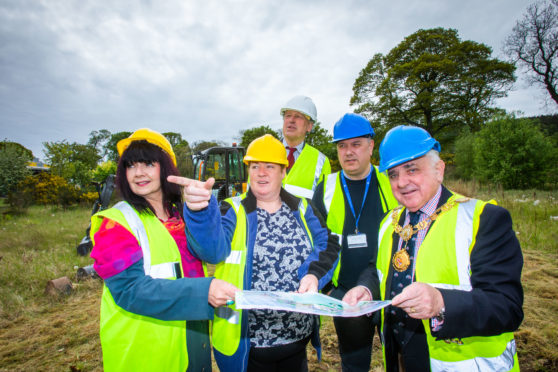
[0,141,32,196]
[191,140,224,153]
[504,0,558,106]
[0,140,33,160]
[162,132,189,149]
[88,129,112,159]
[174,141,193,177]
[105,131,132,161]
[43,140,101,188]
[91,161,117,183]
[305,122,337,162]
[351,28,516,142]
[239,125,280,148]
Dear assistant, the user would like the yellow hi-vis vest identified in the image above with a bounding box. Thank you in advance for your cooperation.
[322,166,398,287]
[376,194,519,372]
[283,144,330,199]
[90,201,191,372]
[211,194,314,358]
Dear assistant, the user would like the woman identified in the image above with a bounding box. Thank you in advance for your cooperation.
[173,134,341,372]
[89,128,237,372]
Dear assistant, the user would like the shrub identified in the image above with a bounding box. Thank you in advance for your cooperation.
[91,161,116,183]
[472,114,556,189]
[13,173,79,207]
[80,191,99,205]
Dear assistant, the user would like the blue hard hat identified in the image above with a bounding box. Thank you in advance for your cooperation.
[332,113,375,142]
[379,125,441,172]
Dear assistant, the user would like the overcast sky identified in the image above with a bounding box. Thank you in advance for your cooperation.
[1,0,554,160]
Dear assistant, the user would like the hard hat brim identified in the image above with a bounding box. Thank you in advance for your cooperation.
[379,142,441,173]
[117,130,177,166]
[243,155,289,166]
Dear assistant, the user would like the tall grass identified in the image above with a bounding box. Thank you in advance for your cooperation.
[0,206,94,318]
[447,179,558,254]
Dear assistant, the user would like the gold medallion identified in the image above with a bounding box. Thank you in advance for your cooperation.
[392,249,411,272]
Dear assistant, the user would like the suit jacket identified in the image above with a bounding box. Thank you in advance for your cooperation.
[358,185,524,340]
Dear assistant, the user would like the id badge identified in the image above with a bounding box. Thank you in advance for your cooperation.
[347,233,367,249]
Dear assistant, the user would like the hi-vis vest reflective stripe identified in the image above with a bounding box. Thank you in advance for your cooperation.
[376,194,519,372]
[212,194,314,358]
[283,144,330,199]
[90,202,189,372]
[322,167,398,287]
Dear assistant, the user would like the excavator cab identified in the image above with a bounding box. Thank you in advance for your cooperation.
[193,144,247,201]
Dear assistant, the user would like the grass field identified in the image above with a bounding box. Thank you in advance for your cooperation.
[0,181,557,371]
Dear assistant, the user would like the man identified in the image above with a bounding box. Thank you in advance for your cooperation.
[280,95,331,199]
[312,113,398,371]
[344,125,524,372]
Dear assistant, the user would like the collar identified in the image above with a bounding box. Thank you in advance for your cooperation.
[242,187,301,214]
[406,185,442,219]
[282,139,305,153]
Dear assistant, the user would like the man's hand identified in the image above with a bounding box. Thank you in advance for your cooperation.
[208,278,239,307]
[297,274,319,293]
[167,175,215,211]
[391,282,444,319]
[342,285,372,306]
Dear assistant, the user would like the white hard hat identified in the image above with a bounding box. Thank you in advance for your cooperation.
[280,95,317,123]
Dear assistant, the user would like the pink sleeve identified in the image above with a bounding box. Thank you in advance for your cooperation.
[90,218,144,279]
[164,216,205,278]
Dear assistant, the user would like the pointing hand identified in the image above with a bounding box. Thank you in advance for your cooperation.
[167,175,215,211]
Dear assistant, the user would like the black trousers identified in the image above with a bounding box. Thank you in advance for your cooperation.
[330,286,376,371]
[333,314,375,371]
[248,336,310,372]
[384,323,430,372]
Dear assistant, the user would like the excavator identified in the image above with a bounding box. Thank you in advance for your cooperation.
[192,143,247,200]
[76,144,247,257]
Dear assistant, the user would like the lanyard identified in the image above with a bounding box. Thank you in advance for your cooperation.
[340,168,372,234]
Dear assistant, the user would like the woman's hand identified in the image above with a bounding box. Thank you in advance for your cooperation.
[297,274,319,293]
[167,176,215,211]
[208,278,239,307]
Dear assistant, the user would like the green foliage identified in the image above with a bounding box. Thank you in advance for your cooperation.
[530,114,558,147]
[454,129,476,180]
[0,140,33,159]
[162,132,189,149]
[351,28,516,142]
[105,131,132,161]
[306,122,337,161]
[459,114,557,189]
[239,125,280,148]
[0,142,32,196]
[43,140,100,189]
[91,161,117,183]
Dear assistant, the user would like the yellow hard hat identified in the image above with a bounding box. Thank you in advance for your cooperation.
[117,128,177,166]
[243,134,288,166]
